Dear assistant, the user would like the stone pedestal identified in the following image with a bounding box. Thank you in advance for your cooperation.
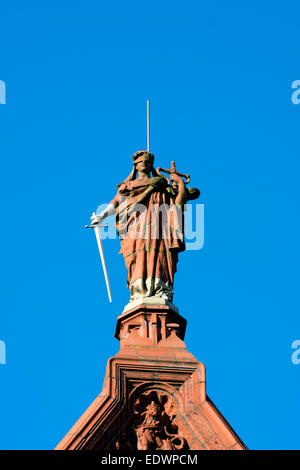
[56,303,246,450]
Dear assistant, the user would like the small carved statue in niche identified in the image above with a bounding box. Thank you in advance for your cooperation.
[135,401,164,450]
[133,391,187,450]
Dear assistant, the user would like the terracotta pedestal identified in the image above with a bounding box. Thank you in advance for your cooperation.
[56,303,246,450]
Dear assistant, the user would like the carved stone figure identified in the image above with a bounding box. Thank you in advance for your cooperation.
[133,390,187,450]
[135,401,164,450]
[91,150,200,303]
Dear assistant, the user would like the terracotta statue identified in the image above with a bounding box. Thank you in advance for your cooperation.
[133,396,186,450]
[135,401,163,450]
[91,150,200,303]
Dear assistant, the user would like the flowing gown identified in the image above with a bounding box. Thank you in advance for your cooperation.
[115,176,185,301]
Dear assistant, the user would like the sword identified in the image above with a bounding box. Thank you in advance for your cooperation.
[85,212,112,303]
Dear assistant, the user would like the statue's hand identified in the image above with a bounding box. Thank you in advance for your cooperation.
[90,213,103,226]
[89,203,116,226]
[170,173,185,185]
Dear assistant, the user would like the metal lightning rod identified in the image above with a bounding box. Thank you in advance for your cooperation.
[147,100,150,151]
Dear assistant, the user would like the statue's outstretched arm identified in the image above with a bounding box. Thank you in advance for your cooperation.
[90,192,120,226]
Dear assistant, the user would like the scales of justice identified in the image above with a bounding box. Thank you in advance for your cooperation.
[56,102,246,451]
[85,100,200,312]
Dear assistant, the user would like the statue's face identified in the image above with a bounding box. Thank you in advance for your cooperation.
[136,160,151,174]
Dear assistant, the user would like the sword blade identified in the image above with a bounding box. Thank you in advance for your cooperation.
[94,226,112,303]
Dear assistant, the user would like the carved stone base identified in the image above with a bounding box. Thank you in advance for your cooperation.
[122,295,179,315]
[56,304,246,450]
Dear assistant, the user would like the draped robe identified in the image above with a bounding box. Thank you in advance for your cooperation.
[115,176,185,301]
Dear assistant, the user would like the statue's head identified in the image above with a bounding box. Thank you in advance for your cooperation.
[119,150,157,185]
[132,150,154,174]
[145,401,160,417]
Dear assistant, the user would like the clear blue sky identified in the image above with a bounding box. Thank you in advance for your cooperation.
[0,1,299,450]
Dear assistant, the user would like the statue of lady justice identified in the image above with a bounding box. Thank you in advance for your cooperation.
[90,150,200,304]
